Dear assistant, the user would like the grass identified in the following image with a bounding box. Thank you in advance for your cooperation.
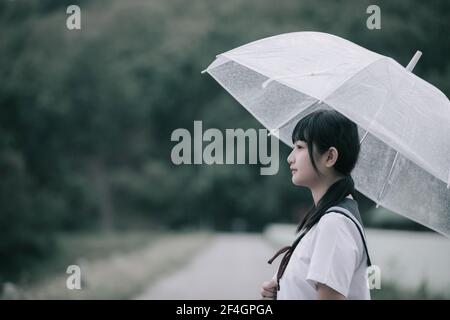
[2,229,213,299]
[27,231,161,283]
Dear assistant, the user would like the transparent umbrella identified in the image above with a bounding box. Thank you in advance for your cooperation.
[202,31,450,238]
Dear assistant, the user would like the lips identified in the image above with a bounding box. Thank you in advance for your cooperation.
[290,168,297,174]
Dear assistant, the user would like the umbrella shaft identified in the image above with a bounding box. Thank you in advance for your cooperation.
[377,151,400,201]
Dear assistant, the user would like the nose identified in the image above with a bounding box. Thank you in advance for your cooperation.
[287,148,294,165]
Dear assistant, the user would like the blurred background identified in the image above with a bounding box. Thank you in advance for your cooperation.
[0,0,449,299]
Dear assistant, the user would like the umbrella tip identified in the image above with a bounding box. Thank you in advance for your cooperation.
[375,203,381,209]
[406,51,422,72]
[201,69,207,74]
[262,79,271,89]
[447,168,450,189]
[267,128,279,137]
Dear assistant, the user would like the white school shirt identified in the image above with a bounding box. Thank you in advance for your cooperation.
[276,195,371,300]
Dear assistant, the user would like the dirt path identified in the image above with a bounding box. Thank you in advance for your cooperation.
[135,233,278,300]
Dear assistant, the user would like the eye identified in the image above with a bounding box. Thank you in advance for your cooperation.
[296,145,303,149]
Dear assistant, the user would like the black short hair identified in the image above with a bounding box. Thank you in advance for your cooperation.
[291,109,360,176]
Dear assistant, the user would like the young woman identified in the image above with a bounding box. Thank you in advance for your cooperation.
[260,109,372,300]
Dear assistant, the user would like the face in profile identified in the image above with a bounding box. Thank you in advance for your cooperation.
[288,138,337,188]
[287,140,318,187]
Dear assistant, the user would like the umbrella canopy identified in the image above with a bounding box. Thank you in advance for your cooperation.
[202,31,450,238]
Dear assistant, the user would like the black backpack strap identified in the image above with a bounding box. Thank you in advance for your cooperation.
[325,208,372,267]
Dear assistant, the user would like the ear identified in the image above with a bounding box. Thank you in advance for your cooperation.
[324,147,338,167]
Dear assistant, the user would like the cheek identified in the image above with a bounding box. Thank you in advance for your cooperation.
[298,153,318,176]
[298,152,310,167]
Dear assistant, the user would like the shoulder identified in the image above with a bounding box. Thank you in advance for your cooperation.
[315,212,362,249]
[317,211,358,230]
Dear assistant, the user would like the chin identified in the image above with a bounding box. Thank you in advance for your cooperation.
[291,177,304,186]
[292,174,311,187]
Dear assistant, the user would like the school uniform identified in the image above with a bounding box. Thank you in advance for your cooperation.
[276,194,371,300]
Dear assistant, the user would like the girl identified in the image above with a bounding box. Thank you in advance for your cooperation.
[260,109,372,300]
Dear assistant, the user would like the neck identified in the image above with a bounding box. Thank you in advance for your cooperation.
[310,174,346,206]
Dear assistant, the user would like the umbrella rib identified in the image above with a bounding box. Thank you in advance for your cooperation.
[320,57,386,103]
[358,89,394,146]
[359,130,370,145]
[376,151,400,202]
[375,51,425,204]
[261,62,348,89]
[274,99,322,132]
